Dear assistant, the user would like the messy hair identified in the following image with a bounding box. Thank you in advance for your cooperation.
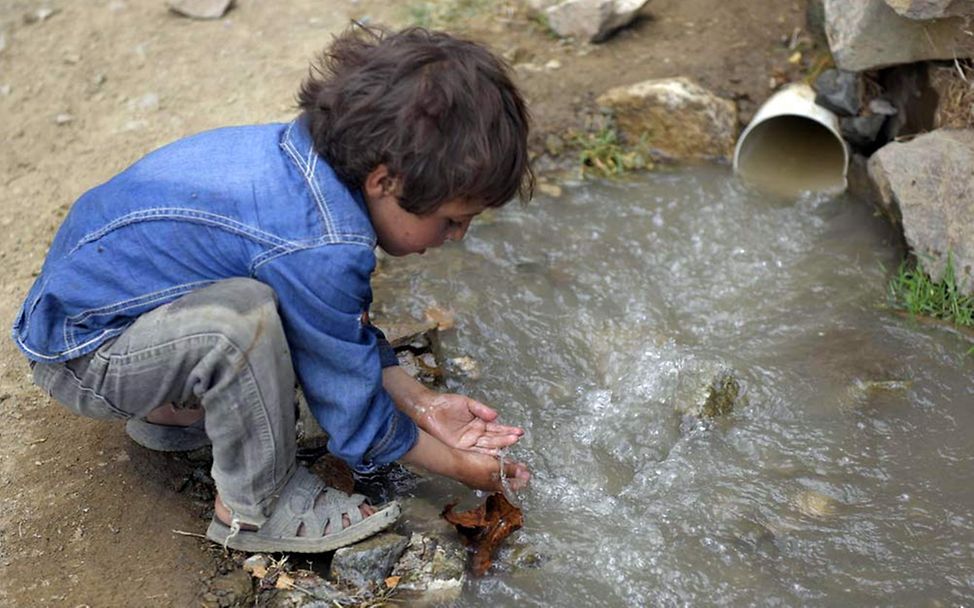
[297,24,533,214]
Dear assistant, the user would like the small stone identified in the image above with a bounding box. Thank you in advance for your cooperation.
[63,53,81,65]
[545,0,650,43]
[840,114,886,148]
[537,182,564,198]
[0,85,11,96]
[137,92,160,112]
[868,97,898,116]
[108,1,127,11]
[24,7,59,24]
[330,532,410,588]
[241,554,269,576]
[814,68,860,116]
[544,133,564,156]
[167,0,233,20]
[544,59,562,70]
[0,31,7,55]
[446,356,480,380]
[54,113,74,125]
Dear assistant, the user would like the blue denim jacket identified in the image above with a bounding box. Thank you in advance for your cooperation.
[11,116,417,472]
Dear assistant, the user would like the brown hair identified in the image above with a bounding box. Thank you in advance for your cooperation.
[297,24,533,214]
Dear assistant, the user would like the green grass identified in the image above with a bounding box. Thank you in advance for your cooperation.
[402,0,491,29]
[888,253,974,353]
[573,127,652,178]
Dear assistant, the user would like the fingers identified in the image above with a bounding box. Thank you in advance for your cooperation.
[466,399,498,422]
[500,460,531,491]
[475,433,521,450]
[485,421,524,436]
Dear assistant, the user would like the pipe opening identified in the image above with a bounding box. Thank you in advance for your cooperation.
[735,115,847,197]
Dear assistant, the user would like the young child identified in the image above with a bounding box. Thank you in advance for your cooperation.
[12,25,532,553]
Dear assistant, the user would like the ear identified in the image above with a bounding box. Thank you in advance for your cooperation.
[363,164,399,203]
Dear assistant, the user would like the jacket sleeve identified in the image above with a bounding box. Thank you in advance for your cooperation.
[255,244,417,472]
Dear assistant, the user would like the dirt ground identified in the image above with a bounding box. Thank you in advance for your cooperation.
[0,0,808,605]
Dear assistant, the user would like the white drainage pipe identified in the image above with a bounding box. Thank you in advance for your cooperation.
[733,83,849,197]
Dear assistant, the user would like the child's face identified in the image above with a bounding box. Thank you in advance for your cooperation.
[372,196,484,257]
[364,166,485,256]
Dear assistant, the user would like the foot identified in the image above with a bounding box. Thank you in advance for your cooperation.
[145,402,204,427]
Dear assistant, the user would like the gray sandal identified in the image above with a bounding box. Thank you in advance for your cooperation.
[125,417,210,452]
[205,467,400,553]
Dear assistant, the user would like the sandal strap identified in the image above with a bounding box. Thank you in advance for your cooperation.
[261,467,369,539]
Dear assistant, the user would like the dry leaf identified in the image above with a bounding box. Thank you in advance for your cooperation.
[385,575,400,589]
[424,305,456,331]
[442,492,524,576]
[249,565,267,579]
[274,573,294,590]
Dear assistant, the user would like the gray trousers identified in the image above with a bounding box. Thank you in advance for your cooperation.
[31,278,296,526]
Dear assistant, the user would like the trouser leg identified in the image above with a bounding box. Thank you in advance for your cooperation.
[32,278,296,526]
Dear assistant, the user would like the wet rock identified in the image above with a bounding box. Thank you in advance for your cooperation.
[795,490,837,518]
[676,365,746,419]
[545,0,650,43]
[446,355,480,380]
[536,182,564,198]
[330,532,409,588]
[825,0,974,71]
[840,114,886,148]
[867,129,974,293]
[814,69,861,116]
[390,533,466,601]
[597,77,737,161]
[884,0,974,19]
[167,0,233,19]
[201,569,254,608]
[397,350,444,386]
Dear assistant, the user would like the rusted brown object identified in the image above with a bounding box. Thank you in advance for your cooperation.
[441,492,524,576]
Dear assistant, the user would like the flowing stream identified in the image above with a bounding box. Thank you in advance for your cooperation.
[373,166,974,606]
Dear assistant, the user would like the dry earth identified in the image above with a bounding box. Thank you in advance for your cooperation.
[0,0,808,605]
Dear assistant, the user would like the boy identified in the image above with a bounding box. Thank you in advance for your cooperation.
[12,25,532,553]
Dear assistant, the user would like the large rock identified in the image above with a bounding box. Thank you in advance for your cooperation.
[884,0,974,19]
[390,533,466,602]
[825,0,974,71]
[596,77,737,161]
[545,0,649,43]
[867,129,974,293]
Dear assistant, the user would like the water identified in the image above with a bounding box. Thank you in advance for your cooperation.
[373,166,974,606]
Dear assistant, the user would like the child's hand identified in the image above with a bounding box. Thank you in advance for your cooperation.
[401,429,531,493]
[422,393,524,455]
[452,448,531,493]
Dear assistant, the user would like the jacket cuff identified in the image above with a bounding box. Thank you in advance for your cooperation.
[354,407,418,474]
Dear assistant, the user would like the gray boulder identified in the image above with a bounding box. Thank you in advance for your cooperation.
[330,532,410,588]
[884,0,974,19]
[814,69,861,116]
[545,0,650,43]
[825,0,974,71]
[840,114,887,148]
[596,77,737,161]
[867,129,974,293]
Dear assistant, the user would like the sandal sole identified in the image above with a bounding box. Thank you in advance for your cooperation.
[125,418,210,452]
[204,501,400,553]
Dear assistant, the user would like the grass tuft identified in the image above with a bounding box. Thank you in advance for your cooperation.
[888,252,974,332]
[573,127,652,178]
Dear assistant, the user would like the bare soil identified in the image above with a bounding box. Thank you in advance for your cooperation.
[0,0,809,605]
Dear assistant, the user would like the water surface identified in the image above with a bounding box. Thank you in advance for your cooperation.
[374,166,974,607]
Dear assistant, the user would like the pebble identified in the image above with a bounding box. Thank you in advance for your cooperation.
[0,31,7,55]
[108,0,127,10]
[24,7,59,24]
[0,85,11,96]
[544,59,562,70]
[54,113,74,125]
[537,182,563,198]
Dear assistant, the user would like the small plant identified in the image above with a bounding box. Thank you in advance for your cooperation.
[888,253,974,330]
[573,126,652,178]
[403,0,491,29]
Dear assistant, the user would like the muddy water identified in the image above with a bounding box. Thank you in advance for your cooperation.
[374,166,974,607]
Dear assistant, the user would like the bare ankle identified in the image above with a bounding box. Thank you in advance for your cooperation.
[146,402,203,426]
